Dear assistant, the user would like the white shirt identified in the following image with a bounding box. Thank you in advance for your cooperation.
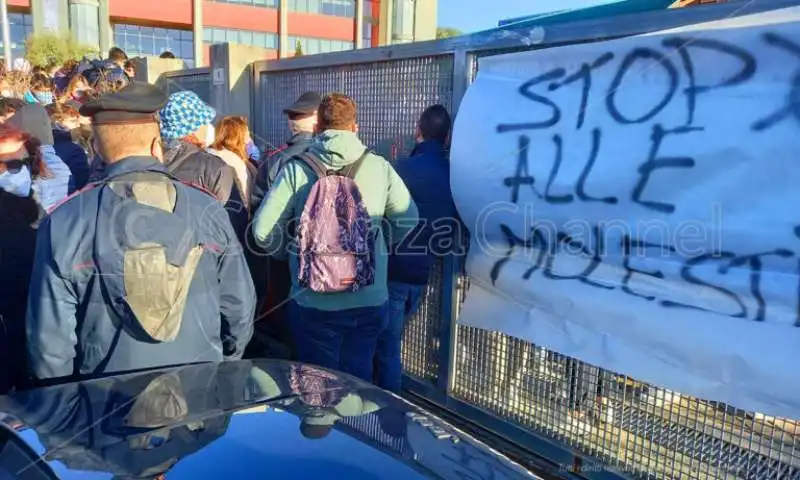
[208,148,251,203]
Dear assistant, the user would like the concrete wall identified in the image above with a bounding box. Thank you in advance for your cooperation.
[136,56,186,85]
[209,42,273,121]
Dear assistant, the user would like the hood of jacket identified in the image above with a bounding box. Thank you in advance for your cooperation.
[8,103,54,145]
[308,130,368,169]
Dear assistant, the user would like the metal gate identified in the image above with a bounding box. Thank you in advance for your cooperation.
[158,67,213,105]
[250,1,800,478]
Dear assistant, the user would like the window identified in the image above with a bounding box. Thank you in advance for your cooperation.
[203,27,278,50]
[208,0,278,7]
[212,28,227,43]
[306,38,320,55]
[1,13,33,59]
[361,21,373,48]
[392,0,415,43]
[361,0,378,48]
[291,35,353,55]
[112,24,195,68]
[238,30,253,45]
[253,32,267,48]
[290,0,354,17]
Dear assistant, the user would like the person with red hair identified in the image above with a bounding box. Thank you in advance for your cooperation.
[0,123,46,393]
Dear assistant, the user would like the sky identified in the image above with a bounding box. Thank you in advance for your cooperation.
[437,0,609,33]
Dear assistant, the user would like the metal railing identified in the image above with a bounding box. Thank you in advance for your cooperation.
[157,67,213,105]
[250,1,800,478]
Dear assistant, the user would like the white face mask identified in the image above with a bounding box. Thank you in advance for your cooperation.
[0,165,32,197]
[205,123,216,148]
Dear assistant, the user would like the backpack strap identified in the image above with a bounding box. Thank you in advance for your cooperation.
[340,148,371,179]
[295,151,331,179]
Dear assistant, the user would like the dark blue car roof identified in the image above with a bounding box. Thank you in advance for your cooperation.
[0,360,540,479]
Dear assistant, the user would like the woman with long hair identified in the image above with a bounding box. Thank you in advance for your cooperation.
[8,103,72,210]
[0,123,46,393]
[208,115,257,211]
[0,123,48,197]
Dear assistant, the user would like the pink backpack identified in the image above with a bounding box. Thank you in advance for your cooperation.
[295,150,376,293]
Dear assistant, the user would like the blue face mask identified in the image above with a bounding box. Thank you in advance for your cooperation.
[22,91,37,104]
[0,165,32,197]
[246,141,260,163]
[32,91,54,105]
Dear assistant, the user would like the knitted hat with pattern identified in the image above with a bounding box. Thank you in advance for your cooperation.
[159,91,216,140]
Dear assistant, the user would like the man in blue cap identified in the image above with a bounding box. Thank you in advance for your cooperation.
[26,82,256,384]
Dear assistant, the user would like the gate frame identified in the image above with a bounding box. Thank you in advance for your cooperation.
[157,66,214,105]
[249,1,800,478]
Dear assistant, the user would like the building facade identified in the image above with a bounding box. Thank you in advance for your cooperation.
[1,0,437,67]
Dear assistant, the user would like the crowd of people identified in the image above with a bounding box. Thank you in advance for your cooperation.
[0,47,460,397]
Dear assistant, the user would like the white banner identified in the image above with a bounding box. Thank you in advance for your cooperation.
[451,7,800,418]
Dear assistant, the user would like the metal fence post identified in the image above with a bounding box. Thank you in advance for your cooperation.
[436,254,457,393]
[435,48,471,394]
[451,48,472,115]
[251,62,262,143]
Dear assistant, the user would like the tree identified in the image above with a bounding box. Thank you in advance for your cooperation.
[436,27,463,39]
[25,31,95,68]
[294,40,304,57]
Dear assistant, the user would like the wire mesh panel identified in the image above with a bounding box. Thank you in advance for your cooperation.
[401,259,443,383]
[257,55,454,385]
[450,328,800,479]
[446,42,800,480]
[160,70,213,105]
[258,55,454,160]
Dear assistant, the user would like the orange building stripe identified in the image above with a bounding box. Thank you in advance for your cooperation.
[110,0,192,26]
[287,12,354,41]
[203,2,279,32]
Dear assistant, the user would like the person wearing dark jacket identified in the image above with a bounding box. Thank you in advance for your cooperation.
[0,124,45,394]
[47,103,90,192]
[52,129,88,191]
[247,92,320,360]
[251,91,320,208]
[159,91,248,242]
[376,105,461,392]
[26,83,255,384]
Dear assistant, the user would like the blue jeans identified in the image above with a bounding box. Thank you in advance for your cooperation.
[375,282,424,392]
[289,302,388,382]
